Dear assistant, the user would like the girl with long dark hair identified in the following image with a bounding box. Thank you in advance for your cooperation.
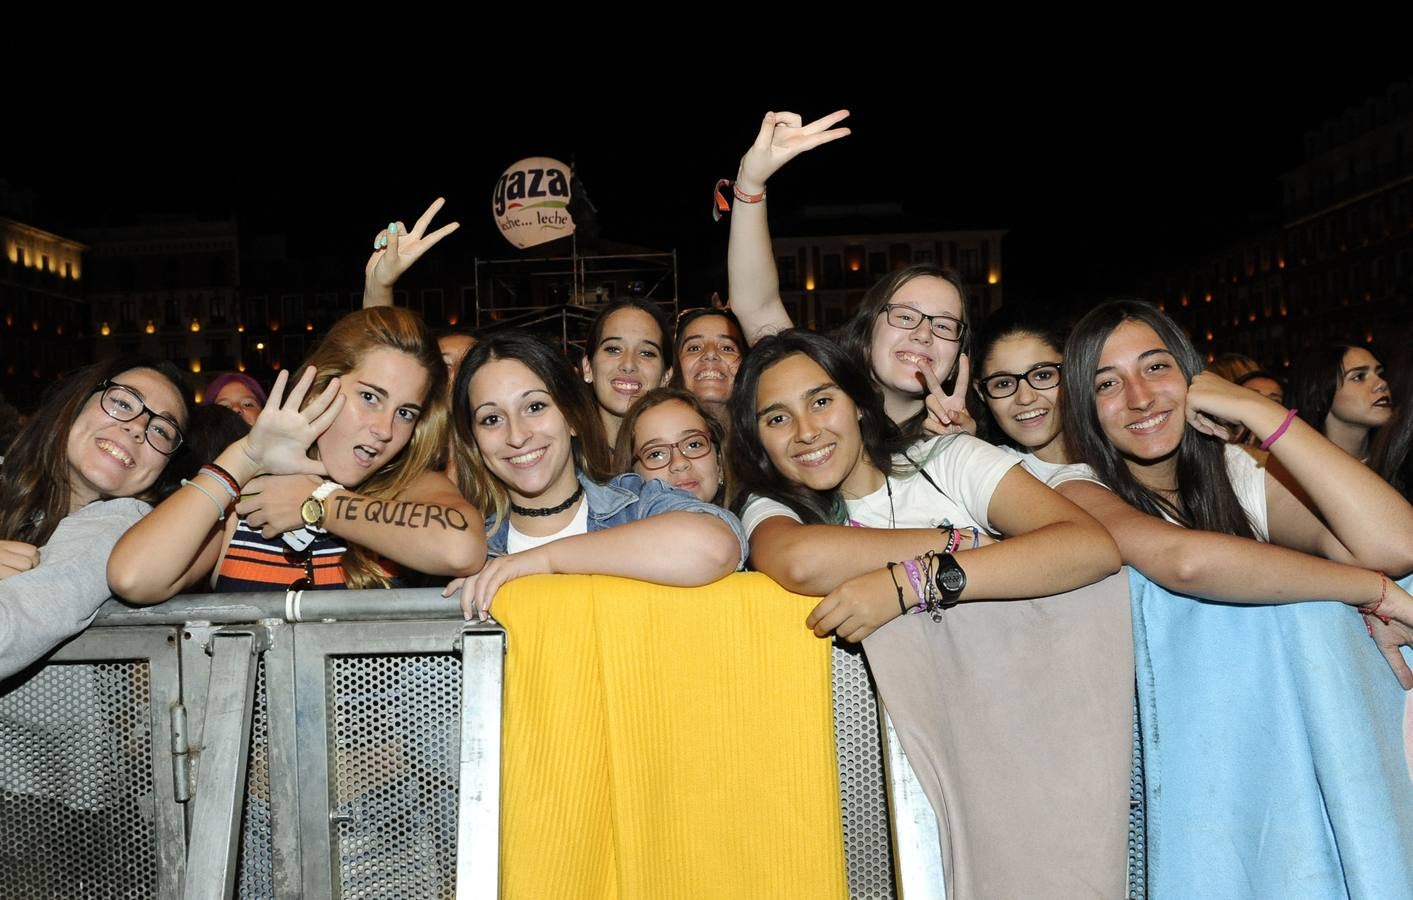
[442,332,745,620]
[1,358,192,678]
[731,329,1128,897]
[726,110,973,439]
[1287,341,1392,461]
[1054,299,1413,894]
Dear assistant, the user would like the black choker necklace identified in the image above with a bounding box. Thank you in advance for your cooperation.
[511,482,584,518]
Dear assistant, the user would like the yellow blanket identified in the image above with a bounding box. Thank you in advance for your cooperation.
[496,572,848,899]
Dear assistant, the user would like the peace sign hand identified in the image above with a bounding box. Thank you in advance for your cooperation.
[365,197,461,291]
[920,354,977,436]
[736,110,852,194]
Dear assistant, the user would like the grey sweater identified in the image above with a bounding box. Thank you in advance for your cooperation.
[0,498,150,680]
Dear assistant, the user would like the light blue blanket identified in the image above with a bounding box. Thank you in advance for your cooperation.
[1131,569,1413,899]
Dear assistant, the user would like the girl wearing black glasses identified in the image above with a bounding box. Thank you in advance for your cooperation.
[726,109,973,440]
[971,307,1073,483]
[0,359,192,678]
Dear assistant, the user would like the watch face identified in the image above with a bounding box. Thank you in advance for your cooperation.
[300,497,323,526]
[941,569,966,592]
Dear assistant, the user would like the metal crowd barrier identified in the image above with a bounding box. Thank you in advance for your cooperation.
[0,589,947,900]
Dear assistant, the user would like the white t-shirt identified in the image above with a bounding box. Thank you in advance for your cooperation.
[506,500,590,553]
[996,445,1071,485]
[740,434,1020,537]
[1048,443,1269,540]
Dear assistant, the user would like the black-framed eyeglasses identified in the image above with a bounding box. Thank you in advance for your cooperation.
[636,431,714,470]
[975,363,1063,400]
[92,381,185,455]
[880,305,966,342]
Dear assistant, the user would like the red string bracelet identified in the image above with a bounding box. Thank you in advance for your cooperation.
[1360,572,1392,636]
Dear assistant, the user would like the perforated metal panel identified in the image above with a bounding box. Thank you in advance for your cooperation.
[832,644,898,900]
[328,653,462,899]
[238,657,274,899]
[1127,699,1147,900]
[0,662,158,899]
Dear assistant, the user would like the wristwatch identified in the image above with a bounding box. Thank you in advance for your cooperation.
[932,552,966,610]
[299,481,344,533]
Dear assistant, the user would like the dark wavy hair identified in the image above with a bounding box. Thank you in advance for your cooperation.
[669,308,744,387]
[451,331,613,532]
[1287,342,1378,436]
[970,304,1072,450]
[728,329,907,525]
[1372,331,1412,499]
[612,387,728,505]
[0,358,194,545]
[583,297,675,372]
[1061,300,1256,538]
[835,265,970,440]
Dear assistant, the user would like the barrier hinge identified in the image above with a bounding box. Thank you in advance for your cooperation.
[170,702,192,803]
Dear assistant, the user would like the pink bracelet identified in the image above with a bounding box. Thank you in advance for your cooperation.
[1259,408,1299,451]
[901,559,926,612]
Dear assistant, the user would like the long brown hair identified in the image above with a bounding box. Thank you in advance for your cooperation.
[0,358,193,545]
[1061,300,1256,538]
[298,307,447,587]
[612,387,729,505]
[836,265,971,439]
[450,332,612,534]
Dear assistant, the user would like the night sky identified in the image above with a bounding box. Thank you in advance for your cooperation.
[11,65,1411,311]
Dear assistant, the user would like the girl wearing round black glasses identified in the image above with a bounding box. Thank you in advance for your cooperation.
[971,307,1073,483]
[1,359,193,678]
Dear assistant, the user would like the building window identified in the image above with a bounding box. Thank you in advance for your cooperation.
[422,288,444,323]
[777,256,799,290]
[958,249,980,280]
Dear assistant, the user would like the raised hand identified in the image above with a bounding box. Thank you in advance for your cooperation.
[238,367,342,478]
[920,354,978,436]
[736,110,852,193]
[1185,370,1287,441]
[364,197,461,294]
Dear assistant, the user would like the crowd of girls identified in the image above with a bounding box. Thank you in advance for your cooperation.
[3,108,1411,897]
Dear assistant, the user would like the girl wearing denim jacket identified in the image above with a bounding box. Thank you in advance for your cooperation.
[443,332,746,621]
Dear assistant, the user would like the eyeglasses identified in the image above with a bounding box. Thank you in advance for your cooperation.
[92,381,185,455]
[975,363,1063,400]
[636,431,713,470]
[880,305,966,342]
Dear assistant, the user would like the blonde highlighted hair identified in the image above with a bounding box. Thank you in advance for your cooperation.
[300,307,447,588]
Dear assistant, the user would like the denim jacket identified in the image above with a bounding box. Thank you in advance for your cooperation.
[485,470,748,565]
